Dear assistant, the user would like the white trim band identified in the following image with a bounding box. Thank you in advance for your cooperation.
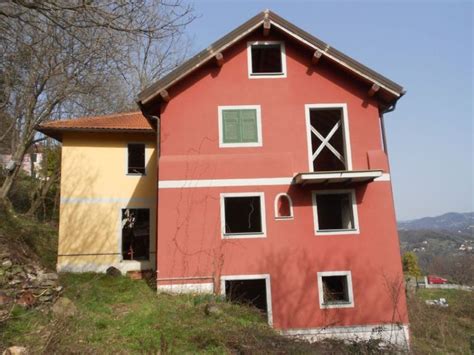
[157,282,214,294]
[158,174,390,189]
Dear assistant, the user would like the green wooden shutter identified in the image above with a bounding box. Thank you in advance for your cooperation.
[239,109,258,143]
[222,110,241,143]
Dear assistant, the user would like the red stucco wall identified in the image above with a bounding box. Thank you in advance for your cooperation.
[155,27,408,330]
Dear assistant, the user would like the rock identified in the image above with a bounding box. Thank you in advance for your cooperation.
[2,346,28,355]
[0,292,13,306]
[37,272,58,283]
[17,291,36,308]
[204,303,223,316]
[39,280,57,287]
[52,297,77,318]
[1,259,13,269]
[106,266,122,277]
[38,295,54,303]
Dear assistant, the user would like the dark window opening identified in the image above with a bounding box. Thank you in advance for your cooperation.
[251,44,283,75]
[225,279,268,315]
[310,109,346,171]
[322,275,350,304]
[122,208,150,261]
[316,193,354,231]
[276,194,292,218]
[224,196,262,235]
[128,143,145,174]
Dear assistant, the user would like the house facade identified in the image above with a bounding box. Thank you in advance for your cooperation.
[38,11,409,347]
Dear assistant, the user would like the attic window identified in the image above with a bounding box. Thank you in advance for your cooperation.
[121,208,150,261]
[312,190,359,235]
[221,193,266,238]
[127,143,145,175]
[248,41,286,78]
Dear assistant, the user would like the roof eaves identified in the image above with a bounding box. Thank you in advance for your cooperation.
[136,11,266,104]
[137,10,405,106]
[36,126,154,142]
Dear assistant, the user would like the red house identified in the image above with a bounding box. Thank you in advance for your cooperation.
[136,10,409,346]
[39,9,409,347]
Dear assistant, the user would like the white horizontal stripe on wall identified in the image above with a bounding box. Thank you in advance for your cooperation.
[60,197,155,204]
[158,177,294,189]
[158,174,391,189]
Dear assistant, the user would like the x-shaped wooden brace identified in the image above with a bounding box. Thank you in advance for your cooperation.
[311,121,345,165]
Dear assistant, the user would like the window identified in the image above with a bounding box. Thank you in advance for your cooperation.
[127,143,145,174]
[218,106,262,147]
[247,41,287,78]
[317,271,354,309]
[121,208,150,261]
[312,190,359,235]
[274,193,293,219]
[305,104,352,172]
[221,274,273,325]
[220,193,266,238]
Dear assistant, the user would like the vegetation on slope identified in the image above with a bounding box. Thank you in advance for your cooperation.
[1,212,473,354]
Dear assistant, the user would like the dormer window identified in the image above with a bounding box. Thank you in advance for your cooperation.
[247,41,287,78]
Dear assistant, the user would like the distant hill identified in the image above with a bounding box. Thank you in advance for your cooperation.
[398,212,474,234]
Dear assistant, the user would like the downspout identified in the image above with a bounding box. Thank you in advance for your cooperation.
[138,104,161,289]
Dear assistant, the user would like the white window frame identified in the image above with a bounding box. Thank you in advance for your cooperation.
[218,105,263,148]
[274,193,294,220]
[304,103,353,172]
[312,189,359,235]
[125,142,147,176]
[247,41,287,79]
[220,274,273,325]
[220,192,267,239]
[317,271,354,309]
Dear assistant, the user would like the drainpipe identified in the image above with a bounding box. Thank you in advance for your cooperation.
[139,106,161,289]
[379,91,405,156]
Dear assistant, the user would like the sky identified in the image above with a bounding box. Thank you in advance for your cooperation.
[183,0,473,221]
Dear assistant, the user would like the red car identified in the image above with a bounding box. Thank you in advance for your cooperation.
[427,275,449,284]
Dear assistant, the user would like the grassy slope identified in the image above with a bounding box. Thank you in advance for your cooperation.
[1,273,325,354]
[1,213,473,353]
[408,288,474,354]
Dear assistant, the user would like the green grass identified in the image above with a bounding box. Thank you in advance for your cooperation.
[0,273,318,354]
[408,288,474,354]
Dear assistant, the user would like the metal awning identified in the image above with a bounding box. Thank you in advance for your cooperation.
[294,170,383,185]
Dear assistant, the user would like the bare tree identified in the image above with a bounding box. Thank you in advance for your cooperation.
[0,1,195,205]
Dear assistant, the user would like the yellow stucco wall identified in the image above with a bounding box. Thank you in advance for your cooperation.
[57,132,157,273]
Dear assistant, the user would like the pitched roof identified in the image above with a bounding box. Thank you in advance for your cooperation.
[137,10,405,107]
[36,112,154,141]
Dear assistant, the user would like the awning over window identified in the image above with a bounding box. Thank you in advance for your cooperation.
[294,170,383,186]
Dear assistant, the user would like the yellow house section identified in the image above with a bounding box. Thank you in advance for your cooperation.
[57,132,157,273]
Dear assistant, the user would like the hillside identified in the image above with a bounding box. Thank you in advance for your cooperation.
[398,212,474,234]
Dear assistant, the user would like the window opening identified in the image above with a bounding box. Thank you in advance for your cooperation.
[251,43,283,75]
[128,143,145,174]
[321,275,350,305]
[224,196,262,235]
[225,279,268,315]
[316,193,354,231]
[121,208,150,260]
[309,108,346,171]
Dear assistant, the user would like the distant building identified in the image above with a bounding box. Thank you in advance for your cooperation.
[0,144,43,178]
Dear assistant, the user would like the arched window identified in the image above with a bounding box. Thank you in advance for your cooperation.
[274,193,293,219]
